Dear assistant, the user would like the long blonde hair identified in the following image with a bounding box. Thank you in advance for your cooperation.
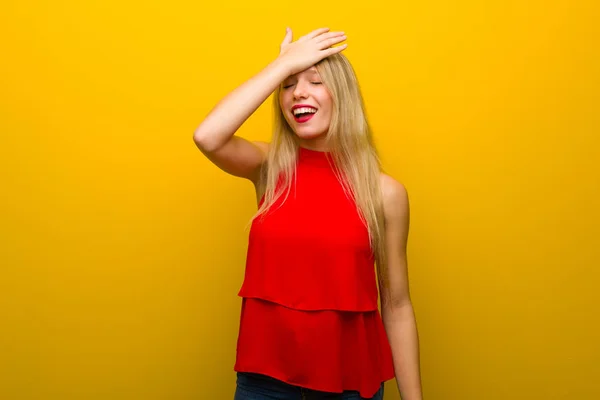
[252,53,389,293]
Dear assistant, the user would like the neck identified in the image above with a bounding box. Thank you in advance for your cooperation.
[300,145,330,153]
[298,138,330,152]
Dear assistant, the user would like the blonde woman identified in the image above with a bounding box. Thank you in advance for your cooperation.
[194,27,423,400]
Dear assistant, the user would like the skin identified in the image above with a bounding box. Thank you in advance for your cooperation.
[280,65,423,400]
[194,27,423,399]
[379,174,423,400]
[279,66,333,152]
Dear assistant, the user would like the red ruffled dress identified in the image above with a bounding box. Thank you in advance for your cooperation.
[234,147,395,398]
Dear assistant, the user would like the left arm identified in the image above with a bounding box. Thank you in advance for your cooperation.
[379,174,423,400]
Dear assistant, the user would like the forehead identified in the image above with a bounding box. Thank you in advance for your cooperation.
[288,67,319,79]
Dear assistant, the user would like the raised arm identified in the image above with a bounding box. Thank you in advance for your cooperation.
[193,27,347,184]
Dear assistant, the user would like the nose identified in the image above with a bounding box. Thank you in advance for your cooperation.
[292,80,309,100]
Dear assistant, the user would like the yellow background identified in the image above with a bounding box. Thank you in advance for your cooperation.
[1,1,599,399]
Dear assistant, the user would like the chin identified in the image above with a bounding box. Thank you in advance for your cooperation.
[293,124,327,137]
[294,130,326,141]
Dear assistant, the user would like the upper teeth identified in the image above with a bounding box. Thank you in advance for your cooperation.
[293,107,317,116]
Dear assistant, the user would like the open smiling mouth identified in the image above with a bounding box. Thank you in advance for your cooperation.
[292,106,318,123]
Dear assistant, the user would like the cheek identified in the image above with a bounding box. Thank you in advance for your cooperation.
[279,92,289,109]
[320,101,333,118]
[317,91,333,111]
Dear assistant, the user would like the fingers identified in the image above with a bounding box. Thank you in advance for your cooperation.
[315,31,345,44]
[299,27,330,41]
[281,27,293,47]
[325,43,348,56]
[285,27,347,58]
[318,35,347,50]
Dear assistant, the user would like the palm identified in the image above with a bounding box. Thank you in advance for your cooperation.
[278,27,347,75]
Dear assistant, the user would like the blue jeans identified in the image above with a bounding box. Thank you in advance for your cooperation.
[234,372,385,400]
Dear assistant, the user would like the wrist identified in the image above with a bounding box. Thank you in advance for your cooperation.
[269,56,292,79]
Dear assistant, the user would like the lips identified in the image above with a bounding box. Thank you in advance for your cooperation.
[291,104,318,124]
[294,113,315,123]
[292,104,318,111]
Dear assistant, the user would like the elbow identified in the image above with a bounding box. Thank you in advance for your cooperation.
[381,294,413,313]
[193,127,219,153]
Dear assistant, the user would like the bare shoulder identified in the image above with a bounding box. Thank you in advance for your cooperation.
[379,173,409,220]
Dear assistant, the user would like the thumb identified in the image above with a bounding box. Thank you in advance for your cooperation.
[281,27,293,46]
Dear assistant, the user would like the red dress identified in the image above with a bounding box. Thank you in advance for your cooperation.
[234,146,395,398]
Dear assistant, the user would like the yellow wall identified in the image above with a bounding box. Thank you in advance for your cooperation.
[1,1,598,399]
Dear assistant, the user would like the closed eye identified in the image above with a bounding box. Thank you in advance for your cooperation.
[282,82,322,89]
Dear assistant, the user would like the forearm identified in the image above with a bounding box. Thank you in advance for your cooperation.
[193,58,290,152]
[382,304,423,400]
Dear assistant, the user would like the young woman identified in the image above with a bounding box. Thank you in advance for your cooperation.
[194,27,423,400]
